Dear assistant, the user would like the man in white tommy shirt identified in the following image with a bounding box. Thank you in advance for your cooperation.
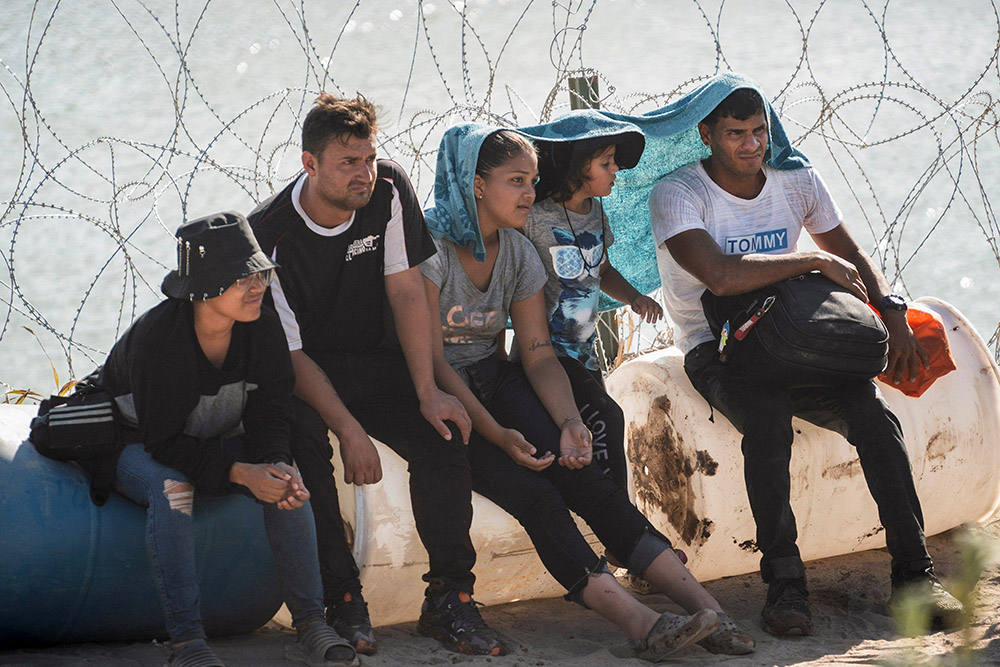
[649,86,963,637]
[249,94,506,657]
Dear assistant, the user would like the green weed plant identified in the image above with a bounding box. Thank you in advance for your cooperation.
[884,526,1000,666]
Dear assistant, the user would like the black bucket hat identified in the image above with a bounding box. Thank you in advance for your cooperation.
[161,211,277,301]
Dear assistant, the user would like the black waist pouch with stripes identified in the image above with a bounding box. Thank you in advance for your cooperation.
[31,383,120,462]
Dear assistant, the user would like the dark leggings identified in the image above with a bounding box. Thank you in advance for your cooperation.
[464,354,670,599]
[557,355,628,491]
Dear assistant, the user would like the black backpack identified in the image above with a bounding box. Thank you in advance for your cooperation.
[701,273,889,388]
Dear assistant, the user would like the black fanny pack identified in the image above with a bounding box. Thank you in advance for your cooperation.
[701,273,889,388]
[30,381,120,462]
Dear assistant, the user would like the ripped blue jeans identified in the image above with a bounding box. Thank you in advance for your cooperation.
[114,443,325,643]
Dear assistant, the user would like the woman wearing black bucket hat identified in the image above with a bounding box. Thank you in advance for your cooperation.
[89,211,358,666]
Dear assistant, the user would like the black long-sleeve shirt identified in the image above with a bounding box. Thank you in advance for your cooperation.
[96,299,294,495]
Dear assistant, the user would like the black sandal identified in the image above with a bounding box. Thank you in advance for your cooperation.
[285,621,358,667]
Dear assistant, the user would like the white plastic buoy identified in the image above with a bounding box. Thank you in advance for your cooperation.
[8,294,999,637]
[604,297,1000,582]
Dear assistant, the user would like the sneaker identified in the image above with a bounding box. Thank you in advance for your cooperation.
[888,573,964,631]
[628,609,718,661]
[285,620,358,667]
[761,577,812,636]
[326,591,377,655]
[166,638,225,667]
[696,611,756,655]
[416,590,506,656]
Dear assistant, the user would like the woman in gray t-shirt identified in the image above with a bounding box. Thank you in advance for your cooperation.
[420,125,754,659]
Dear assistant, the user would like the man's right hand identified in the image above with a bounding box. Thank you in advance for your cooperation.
[338,423,383,485]
[291,349,383,485]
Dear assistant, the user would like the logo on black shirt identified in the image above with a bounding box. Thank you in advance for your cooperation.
[346,234,380,261]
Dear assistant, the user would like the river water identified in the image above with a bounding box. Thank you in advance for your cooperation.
[2,0,999,392]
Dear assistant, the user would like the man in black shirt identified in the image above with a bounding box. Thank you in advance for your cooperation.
[249,94,505,657]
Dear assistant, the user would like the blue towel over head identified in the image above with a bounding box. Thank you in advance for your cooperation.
[520,72,810,310]
[424,123,505,262]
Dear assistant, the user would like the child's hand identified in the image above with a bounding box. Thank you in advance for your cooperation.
[630,295,664,323]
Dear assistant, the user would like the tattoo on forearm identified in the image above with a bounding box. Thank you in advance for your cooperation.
[529,338,551,351]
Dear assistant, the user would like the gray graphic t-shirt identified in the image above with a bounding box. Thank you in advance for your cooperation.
[521,197,613,370]
[421,229,547,372]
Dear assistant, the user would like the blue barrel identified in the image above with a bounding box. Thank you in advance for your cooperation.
[0,405,283,646]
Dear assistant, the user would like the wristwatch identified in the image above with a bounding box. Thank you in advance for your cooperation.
[878,293,908,315]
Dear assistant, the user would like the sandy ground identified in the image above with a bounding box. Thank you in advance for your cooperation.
[3,524,1000,667]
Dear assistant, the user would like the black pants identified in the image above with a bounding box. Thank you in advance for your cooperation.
[465,355,669,596]
[557,356,628,491]
[290,349,476,606]
[684,342,932,584]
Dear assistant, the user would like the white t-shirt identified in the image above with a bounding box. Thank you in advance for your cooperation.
[649,161,843,353]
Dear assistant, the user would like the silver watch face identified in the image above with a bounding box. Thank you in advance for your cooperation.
[882,294,907,311]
